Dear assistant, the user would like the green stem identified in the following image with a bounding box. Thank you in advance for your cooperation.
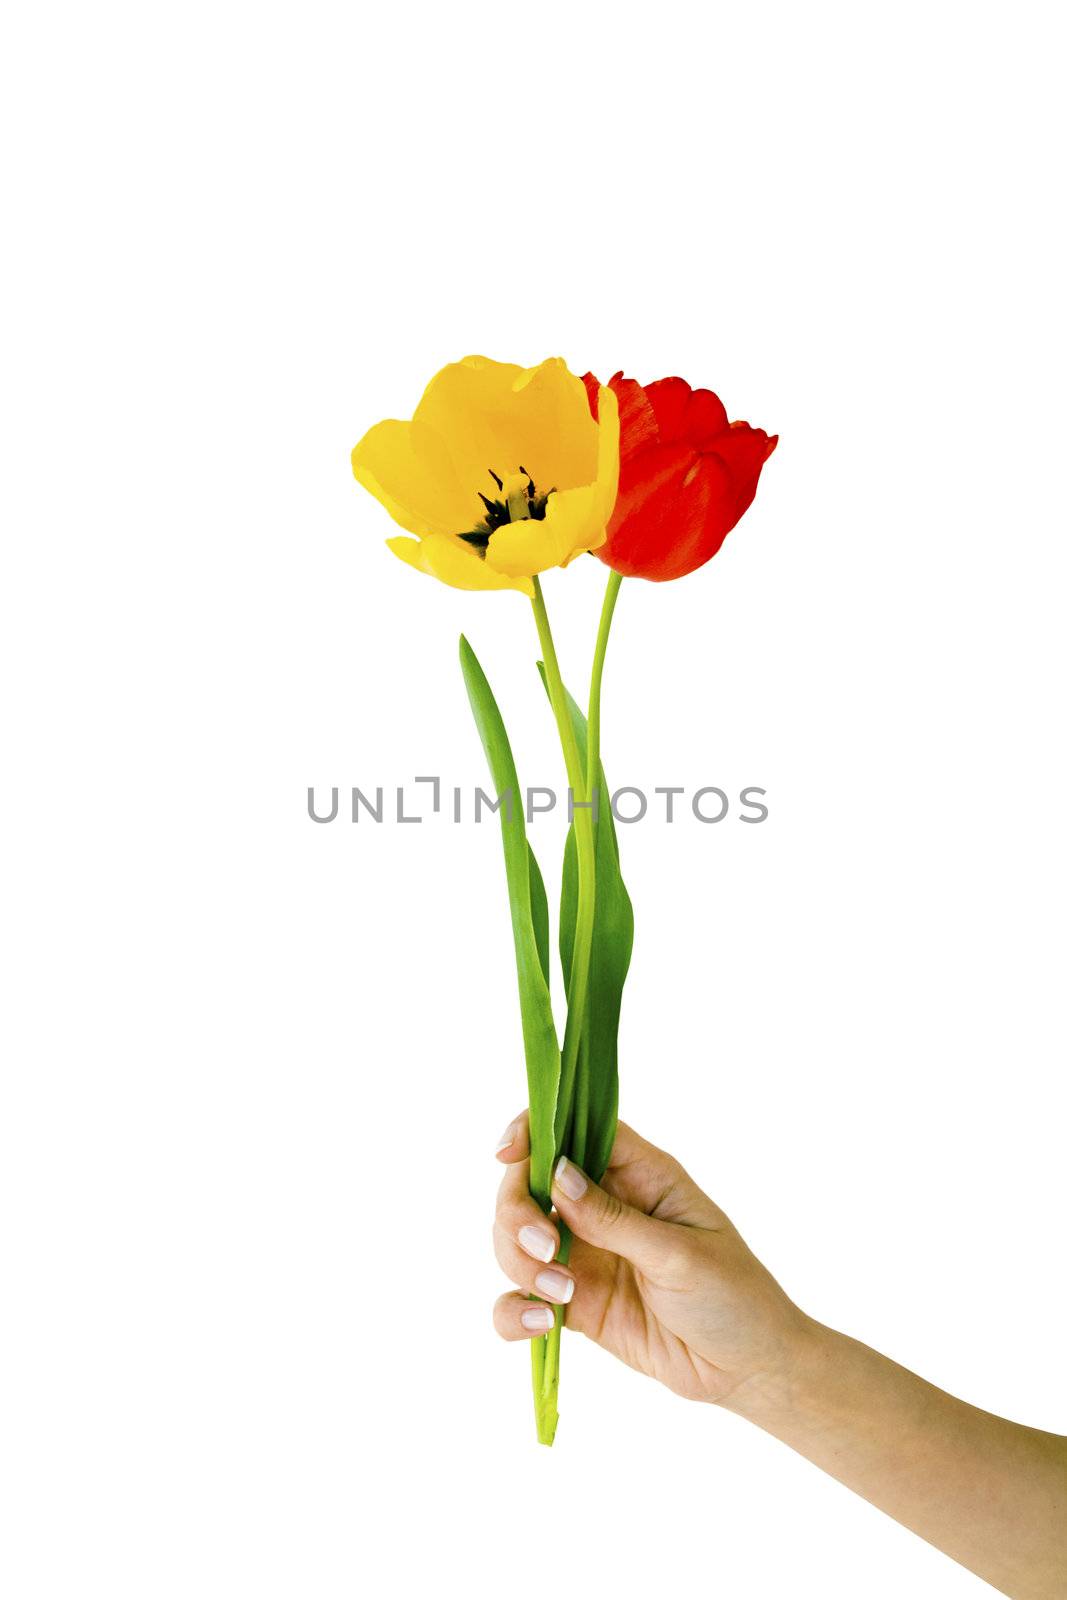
[586,571,623,814]
[529,576,596,1150]
[571,569,623,1162]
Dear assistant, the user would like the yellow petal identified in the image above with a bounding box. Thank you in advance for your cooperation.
[352,418,471,537]
[386,535,533,596]
[413,356,599,506]
[485,385,620,577]
[482,503,577,577]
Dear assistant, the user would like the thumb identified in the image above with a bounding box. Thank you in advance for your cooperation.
[552,1155,670,1275]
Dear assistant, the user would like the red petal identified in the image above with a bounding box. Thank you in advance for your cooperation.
[609,374,660,467]
[643,377,730,449]
[711,423,778,491]
[683,388,731,449]
[641,377,691,442]
[595,443,700,578]
[595,424,776,582]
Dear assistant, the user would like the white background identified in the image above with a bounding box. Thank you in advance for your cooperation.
[2,3,1065,1596]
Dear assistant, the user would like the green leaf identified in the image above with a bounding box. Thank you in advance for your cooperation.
[528,842,551,991]
[538,666,634,1183]
[460,636,560,1208]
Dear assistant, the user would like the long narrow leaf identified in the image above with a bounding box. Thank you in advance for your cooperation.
[461,636,560,1207]
[528,842,551,991]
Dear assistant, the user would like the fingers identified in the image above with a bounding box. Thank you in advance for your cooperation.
[495,1154,560,1258]
[493,1153,576,1307]
[494,1110,530,1164]
[492,1125,577,1320]
[491,1111,715,1347]
[552,1154,687,1279]
[492,1226,577,1308]
[493,1293,558,1342]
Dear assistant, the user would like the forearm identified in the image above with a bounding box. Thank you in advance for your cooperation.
[724,1319,1067,1600]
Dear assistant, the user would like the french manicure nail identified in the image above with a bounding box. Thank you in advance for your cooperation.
[521,1305,555,1333]
[518,1224,556,1263]
[534,1269,574,1304]
[554,1156,587,1201]
[495,1121,516,1154]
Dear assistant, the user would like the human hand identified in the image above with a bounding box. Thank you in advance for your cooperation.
[494,1114,1067,1599]
[492,1111,810,1405]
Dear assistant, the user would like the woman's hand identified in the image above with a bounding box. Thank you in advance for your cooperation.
[493,1110,1067,1600]
[492,1111,810,1405]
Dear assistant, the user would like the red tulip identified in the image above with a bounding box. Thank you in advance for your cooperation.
[582,372,777,581]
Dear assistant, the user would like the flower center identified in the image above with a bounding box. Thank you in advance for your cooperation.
[458,467,554,553]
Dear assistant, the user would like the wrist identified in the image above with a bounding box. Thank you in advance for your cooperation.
[719,1312,842,1431]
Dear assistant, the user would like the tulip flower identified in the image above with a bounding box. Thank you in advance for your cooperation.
[352,356,620,596]
[581,372,777,581]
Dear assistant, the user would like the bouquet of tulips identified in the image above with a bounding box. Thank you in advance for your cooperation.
[352,357,775,1444]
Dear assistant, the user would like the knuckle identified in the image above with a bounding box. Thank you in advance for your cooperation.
[595,1187,626,1230]
[492,1225,536,1290]
[496,1160,532,1215]
[498,1201,531,1243]
[660,1231,700,1286]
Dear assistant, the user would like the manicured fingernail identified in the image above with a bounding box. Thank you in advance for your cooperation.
[534,1269,574,1304]
[495,1121,516,1154]
[554,1156,587,1201]
[521,1305,555,1333]
[518,1224,556,1263]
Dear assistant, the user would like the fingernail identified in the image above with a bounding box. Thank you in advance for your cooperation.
[521,1305,555,1333]
[554,1156,587,1201]
[495,1121,516,1154]
[534,1269,574,1304]
[518,1224,556,1264]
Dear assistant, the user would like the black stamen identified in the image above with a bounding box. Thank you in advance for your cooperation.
[463,469,555,546]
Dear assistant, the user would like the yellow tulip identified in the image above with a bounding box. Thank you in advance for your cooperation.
[351,356,620,597]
